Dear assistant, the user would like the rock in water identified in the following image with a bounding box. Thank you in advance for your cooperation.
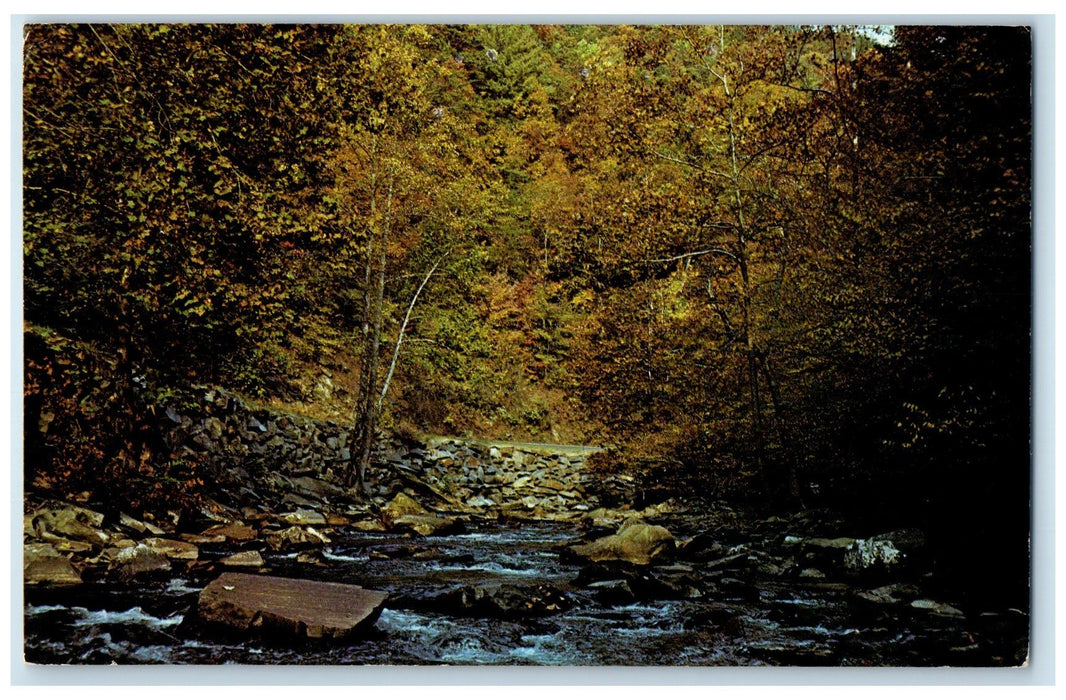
[265,526,330,551]
[141,537,199,561]
[419,583,570,618]
[392,514,463,536]
[567,519,675,566]
[380,492,428,525]
[844,530,926,572]
[351,520,387,532]
[280,509,327,526]
[197,572,388,640]
[911,598,965,617]
[220,550,265,568]
[109,543,172,581]
[587,579,636,604]
[855,583,920,606]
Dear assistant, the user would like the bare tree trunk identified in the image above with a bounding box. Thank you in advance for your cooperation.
[716,65,775,502]
[377,256,442,413]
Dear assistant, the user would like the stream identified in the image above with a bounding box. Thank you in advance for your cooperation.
[23,518,1028,666]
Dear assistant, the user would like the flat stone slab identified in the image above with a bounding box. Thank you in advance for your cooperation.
[24,543,82,585]
[198,572,388,640]
[203,522,258,542]
[219,550,265,568]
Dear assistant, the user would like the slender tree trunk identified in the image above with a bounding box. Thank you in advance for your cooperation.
[377,256,442,413]
[758,353,805,507]
[717,68,775,502]
[349,180,392,494]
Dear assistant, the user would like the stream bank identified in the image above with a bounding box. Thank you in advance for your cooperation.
[23,482,1028,666]
[23,387,1029,666]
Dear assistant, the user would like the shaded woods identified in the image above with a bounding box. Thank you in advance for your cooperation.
[23,25,1031,606]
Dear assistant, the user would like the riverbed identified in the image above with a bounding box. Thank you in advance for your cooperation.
[23,518,1028,666]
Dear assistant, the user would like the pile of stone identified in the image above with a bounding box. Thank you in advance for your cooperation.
[379,438,612,520]
[25,502,200,586]
[154,387,632,525]
[158,387,359,509]
[22,498,357,587]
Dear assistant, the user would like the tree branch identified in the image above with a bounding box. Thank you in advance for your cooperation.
[641,247,741,266]
[770,82,834,97]
[654,150,733,181]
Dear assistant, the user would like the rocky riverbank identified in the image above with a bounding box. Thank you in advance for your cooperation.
[23,471,1029,666]
[22,388,1029,665]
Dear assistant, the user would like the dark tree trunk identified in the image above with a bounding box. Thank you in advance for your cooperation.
[348,181,392,494]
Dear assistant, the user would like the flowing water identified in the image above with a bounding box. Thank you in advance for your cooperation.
[23,520,1027,666]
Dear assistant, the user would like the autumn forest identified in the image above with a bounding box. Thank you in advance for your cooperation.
[23,23,1032,660]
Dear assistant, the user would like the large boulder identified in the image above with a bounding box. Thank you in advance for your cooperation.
[197,572,388,640]
[24,543,82,585]
[109,543,172,581]
[567,519,676,566]
[28,505,109,547]
[380,492,428,525]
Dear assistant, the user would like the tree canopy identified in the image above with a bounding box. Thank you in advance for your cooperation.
[23,23,1031,598]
